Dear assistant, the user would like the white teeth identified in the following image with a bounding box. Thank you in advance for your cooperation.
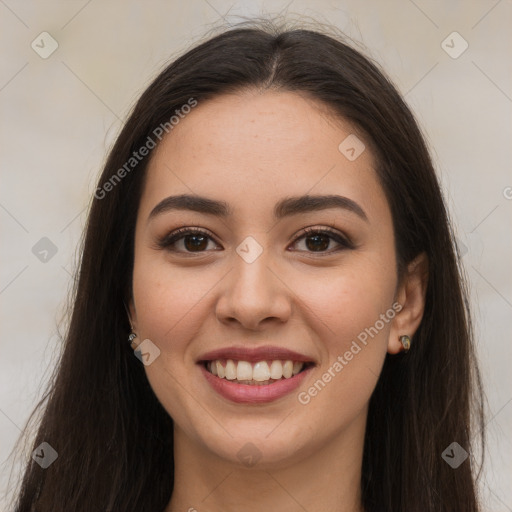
[206,359,305,383]
[252,361,270,381]
[236,361,252,380]
[225,359,237,380]
[269,360,283,380]
[216,360,225,378]
[282,360,293,378]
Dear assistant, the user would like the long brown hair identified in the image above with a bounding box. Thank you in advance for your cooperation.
[8,18,485,512]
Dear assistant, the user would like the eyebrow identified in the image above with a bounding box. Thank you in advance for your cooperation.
[148,193,368,223]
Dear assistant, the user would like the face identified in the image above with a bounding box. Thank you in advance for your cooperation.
[129,90,405,469]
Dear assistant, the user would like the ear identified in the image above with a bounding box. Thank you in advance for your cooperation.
[387,252,429,354]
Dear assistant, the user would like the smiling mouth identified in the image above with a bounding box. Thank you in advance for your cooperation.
[202,359,314,386]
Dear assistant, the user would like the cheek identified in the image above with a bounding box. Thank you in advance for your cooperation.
[131,255,216,419]
[293,256,395,406]
[132,254,219,349]
[293,285,390,428]
[297,257,396,345]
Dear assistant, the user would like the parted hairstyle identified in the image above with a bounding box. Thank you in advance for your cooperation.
[9,17,485,512]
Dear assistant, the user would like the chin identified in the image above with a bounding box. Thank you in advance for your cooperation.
[192,420,317,470]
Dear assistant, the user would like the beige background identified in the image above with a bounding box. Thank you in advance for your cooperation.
[1,1,511,510]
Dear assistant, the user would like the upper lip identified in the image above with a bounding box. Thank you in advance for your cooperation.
[197,345,315,364]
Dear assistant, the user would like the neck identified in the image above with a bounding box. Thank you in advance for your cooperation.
[165,411,367,512]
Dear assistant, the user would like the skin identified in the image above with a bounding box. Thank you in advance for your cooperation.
[128,90,428,512]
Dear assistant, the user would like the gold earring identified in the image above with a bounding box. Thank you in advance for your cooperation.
[399,335,411,352]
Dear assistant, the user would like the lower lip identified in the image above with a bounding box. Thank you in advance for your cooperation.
[199,364,312,404]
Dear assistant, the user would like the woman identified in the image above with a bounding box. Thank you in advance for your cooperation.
[10,18,485,512]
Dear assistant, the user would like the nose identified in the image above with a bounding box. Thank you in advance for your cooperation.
[215,245,292,331]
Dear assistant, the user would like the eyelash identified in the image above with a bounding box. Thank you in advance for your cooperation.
[157,226,354,255]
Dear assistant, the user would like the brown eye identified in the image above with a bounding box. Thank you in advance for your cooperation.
[290,227,353,254]
[158,228,219,253]
[182,234,209,251]
[304,233,330,251]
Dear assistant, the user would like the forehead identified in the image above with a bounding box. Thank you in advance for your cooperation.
[139,90,390,227]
